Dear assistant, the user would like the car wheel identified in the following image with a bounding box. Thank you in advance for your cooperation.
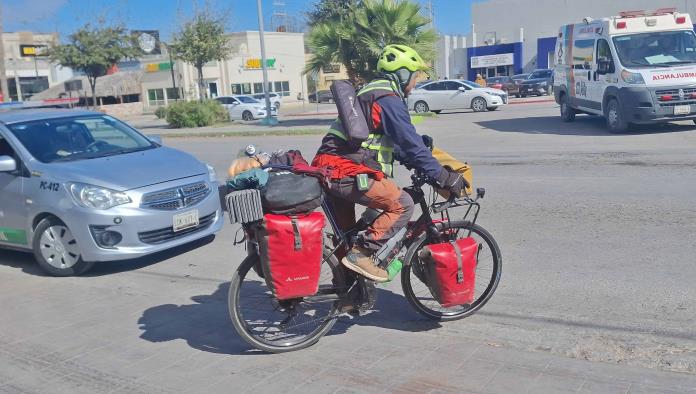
[471,97,487,112]
[242,111,254,121]
[515,94,520,98]
[560,94,576,122]
[414,101,430,113]
[520,94,527,98]
[606,98,628,133]
[487,107,498,111]
[32,217,94,276]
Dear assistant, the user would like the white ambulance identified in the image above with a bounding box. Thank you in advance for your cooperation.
[553,8,696,132]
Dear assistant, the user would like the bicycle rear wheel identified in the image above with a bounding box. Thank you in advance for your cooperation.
[401,221,502,321]
[228,251,345,353]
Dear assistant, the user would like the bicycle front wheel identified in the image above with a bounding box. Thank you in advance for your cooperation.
[228,251,345,353]
[401,221,502,321]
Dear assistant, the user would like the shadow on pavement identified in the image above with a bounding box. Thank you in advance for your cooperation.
[137,280,440,355]
[85,235,217,276]
[0,235,216,277]
[0,249,46,275]
[476,115,696,136]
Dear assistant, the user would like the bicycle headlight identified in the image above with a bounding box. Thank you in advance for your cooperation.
[68,182,131,210]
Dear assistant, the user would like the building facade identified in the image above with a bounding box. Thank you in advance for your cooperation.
[1,32,72,101]
[437,0,696,81]
[141,31,308,109]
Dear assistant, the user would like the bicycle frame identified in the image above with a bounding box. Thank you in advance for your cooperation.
[321,172,483,267]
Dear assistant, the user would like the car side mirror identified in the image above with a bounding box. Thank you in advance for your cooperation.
[597,58,613,74]
[458,86,467,92]
[0,155,17,172]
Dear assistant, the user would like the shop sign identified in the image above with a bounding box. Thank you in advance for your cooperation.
[145,62,173,72]
[470,53,514,68]
[20,44,47,57]
[245,58,276,69]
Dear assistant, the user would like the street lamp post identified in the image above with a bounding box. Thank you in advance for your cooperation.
[256,0,277,125]
[0,3,10,102]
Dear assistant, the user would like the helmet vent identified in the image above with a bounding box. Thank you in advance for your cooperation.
[386,53,396,62]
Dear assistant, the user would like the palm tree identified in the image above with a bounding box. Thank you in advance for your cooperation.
[305,0,436,85]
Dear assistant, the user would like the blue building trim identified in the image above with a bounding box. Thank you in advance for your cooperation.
[537,37,558,69]
[466,42,523,80]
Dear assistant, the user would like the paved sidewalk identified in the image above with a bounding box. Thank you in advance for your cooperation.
[0,255,694,394]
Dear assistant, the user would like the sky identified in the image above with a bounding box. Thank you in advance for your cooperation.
[3,0,475,41]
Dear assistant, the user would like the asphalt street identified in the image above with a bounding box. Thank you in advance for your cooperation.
[172,102,696,373]
[2,101,696,392]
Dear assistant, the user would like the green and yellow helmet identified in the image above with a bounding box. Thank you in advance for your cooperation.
[377,44,429,74]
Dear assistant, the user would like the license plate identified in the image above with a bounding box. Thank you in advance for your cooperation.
[173,210,199,232]
[674,105,691,115]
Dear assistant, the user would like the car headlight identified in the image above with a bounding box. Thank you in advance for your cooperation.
[539,81,548,86]
[621,70,645,84]
[68,182,131,210]
[206,164,217,183]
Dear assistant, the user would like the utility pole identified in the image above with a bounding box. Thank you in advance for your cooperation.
[256,0,277,125]
[0,3,10,102]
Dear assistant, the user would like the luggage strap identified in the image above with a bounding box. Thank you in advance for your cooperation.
[451,241,464,283]
[291,217,302,251]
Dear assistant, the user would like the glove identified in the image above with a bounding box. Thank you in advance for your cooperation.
[421,134,434,151]
[436,167,468,197]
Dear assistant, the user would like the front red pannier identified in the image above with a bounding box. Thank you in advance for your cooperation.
[419,237,478,307]
[257,212,324,300]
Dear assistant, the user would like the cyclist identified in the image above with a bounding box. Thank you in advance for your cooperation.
[312,44,467,283]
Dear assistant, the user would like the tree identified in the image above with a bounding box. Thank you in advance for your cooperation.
[50,24,139,109]
[305,0,437,85]
[170,12,233,101]
[305,0,357,26]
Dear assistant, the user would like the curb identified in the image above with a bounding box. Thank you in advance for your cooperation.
[150,129,326,138]
[508,98,555,105]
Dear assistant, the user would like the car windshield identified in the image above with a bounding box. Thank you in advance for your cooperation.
[461,81,482,88]
[236,96,259,104]
[613,30,696,67]
[7,115,155,163]
[529,70,552,79]
[487,77,504,83]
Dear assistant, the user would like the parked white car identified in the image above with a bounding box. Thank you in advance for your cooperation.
[409,80,508,113]
[251,92,282,110]
[215,95,277,121]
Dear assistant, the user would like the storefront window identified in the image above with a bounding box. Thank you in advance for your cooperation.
[272,81,291,97]
[253,83,264,93]
[231,83,252,95]
[165,88,182,100]
[148,88,165,107]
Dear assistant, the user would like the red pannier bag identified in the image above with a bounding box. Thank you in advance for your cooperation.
[419,237,478,307]
[257,212,324,300]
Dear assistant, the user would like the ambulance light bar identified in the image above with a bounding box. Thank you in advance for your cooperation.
[0,98,79,110]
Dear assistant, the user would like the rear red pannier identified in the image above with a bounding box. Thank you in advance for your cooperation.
[257,212,324,300]
[419,237,478,307]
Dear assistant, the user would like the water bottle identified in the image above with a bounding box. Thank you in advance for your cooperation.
[386,258,403,282]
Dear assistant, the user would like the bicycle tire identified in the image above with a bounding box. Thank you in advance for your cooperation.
[228,252,344,353]
[401,221,502,321]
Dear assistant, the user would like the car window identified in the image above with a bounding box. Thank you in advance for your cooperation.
[236,96,259,104]
[230,98,239,104]
[7,115,155,163]
[217,97,231,104]
[0,135,14,157]
[530,70,553,79]
[423,82,445,91]
[461,81,482,89]
[443,81,462,90]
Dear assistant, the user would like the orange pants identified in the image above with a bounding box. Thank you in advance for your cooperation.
[326,176,414,251]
